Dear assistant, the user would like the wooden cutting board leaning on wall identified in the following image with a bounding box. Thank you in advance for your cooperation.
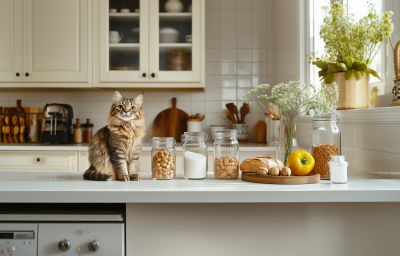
[153,98,189,142]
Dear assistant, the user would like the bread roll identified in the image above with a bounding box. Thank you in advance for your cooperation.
[240,157,284,172]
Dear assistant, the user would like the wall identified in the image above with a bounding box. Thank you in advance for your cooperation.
[0,0,303,143]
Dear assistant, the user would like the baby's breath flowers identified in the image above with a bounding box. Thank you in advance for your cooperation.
[308,1,394,84]
[243,81,339,165]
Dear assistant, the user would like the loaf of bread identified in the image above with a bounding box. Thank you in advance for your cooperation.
[240,157,284,172]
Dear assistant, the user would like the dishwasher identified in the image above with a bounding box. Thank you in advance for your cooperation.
[0,204,126,256]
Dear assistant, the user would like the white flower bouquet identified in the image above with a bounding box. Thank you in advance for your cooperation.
[244,81,339,165]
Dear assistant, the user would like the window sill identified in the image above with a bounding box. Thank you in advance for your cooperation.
[297,106,400,124]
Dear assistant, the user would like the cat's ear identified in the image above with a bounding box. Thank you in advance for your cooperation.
[133,93,143,108]
[113,90,123,103]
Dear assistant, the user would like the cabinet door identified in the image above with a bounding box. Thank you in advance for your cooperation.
[23,0,90,82]
[149,0,203,83]
[96,0,149,83]
[0,0,23,82]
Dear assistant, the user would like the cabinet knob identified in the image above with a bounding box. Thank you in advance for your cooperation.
[142,73,146,77]
[36,158,40,162]
[151,73,155,78]
[25,73,29,77]
[16,73,20,77]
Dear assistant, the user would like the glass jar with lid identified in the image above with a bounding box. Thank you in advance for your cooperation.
[181,132,208,180]
[151,137,176,180]
[310,115,341,179]
[213,130,240,179]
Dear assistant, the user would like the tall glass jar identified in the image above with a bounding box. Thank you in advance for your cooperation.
[310,115,341,179]
[213,130,240,180]
[181,132,208,180]
[151,137,176,180]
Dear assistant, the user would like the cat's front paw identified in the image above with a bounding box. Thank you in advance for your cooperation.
[130,174,140,181]
[118,175,130,181]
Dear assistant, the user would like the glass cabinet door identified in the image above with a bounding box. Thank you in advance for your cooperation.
[99,0,149,82]
[149,0,202,82]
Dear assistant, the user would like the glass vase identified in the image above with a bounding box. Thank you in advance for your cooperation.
[276,117,299,166]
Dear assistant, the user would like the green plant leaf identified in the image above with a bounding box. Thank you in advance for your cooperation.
[344,59,353,69]
[366,69,381,79]
[344,70,353,80]
[318,69,327,78]
[337,63,348,71]
[324,72,334,84]
[328,64,341,72]
[354,71,363,80]
[354,63,368,72]
[313,61,329,70]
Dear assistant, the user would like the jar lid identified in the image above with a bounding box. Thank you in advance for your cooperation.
[83,118,94,128]
[151,137,176,145]
[210,125,226,127]
[312,114,340,122]
[213,129,238,139]
[73,118,82,128]
[181,132,208,142]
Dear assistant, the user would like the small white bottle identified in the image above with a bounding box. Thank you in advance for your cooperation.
[328,156,348,184]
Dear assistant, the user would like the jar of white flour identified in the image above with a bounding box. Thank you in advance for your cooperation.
[181,132,208,180]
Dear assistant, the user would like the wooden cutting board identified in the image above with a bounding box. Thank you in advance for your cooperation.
[153,98,189,142]
[242,173,320,185]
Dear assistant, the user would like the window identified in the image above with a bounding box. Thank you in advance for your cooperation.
[308,0,386,93]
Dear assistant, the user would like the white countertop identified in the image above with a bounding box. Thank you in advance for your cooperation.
[0,170,398,203]
[0,142,277,152]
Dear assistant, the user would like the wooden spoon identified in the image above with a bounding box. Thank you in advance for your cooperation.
[223,110,237,124]
[194,113,201,119]
[240,103,250,124]
[201,115,205,121]
[225,103,238,123]
[233,105,240,124]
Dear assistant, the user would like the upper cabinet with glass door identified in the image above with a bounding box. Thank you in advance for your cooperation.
[94,0,149,83]
[94,0,205,88]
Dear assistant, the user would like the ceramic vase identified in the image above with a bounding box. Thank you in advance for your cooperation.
[333,72,369,109]
[389,80,400,106]
[233,124,248,140]
[165,0,183,12]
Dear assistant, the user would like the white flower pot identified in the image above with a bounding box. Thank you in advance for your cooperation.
[334,72,369,109]
[164,0,183,13]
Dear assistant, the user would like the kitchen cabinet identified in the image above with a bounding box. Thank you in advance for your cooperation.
[0,151,79,172]
[93,0,205,88]
[0,0,92,87]
[0,0,23,82]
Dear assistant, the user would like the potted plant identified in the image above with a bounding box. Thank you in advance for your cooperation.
[308,2,394,109]
[243,81,339,166]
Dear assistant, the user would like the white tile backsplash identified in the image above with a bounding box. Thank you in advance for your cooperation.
[389,124,400,153]
[376,124,390,152]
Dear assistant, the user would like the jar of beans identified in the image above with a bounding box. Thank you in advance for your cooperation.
[310,115,341,179]
[151,137,176,180]
[213,130,240,179]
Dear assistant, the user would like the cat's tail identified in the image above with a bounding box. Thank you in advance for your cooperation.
[83,165,113,181]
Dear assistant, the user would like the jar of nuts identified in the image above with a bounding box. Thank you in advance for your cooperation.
[151,137,176,180]
[310,115,341,179]
[213,130,240,179]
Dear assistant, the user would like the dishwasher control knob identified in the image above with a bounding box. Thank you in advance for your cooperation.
[58,239,71,251]
[88,240,100,252]
[9,245,15,252]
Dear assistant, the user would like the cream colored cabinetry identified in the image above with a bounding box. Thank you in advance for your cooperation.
[0,0,23,82]
[0,150,89,172]
[0,0,92,87]
[94,0,205,88]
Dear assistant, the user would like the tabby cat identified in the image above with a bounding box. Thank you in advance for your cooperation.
[83,91,145,181]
